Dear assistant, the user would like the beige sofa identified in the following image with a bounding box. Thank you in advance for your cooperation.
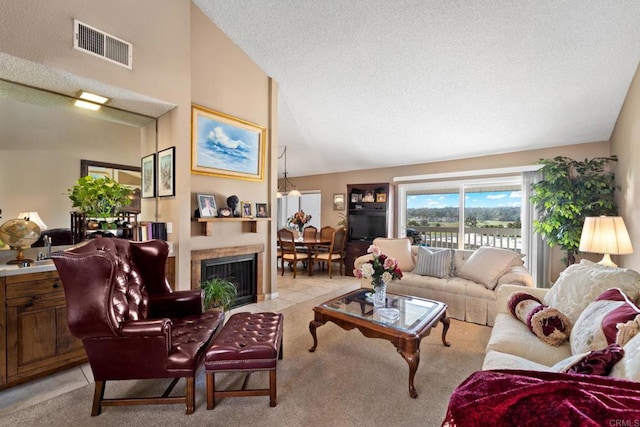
[354,238,533,326]
[483,260,640,383]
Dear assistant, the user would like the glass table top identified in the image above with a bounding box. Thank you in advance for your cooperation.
[319,289,446,333]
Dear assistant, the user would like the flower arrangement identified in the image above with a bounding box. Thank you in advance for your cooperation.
[288,210,312,231]
[353,245,402,289]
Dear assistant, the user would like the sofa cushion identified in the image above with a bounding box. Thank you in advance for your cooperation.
[486,313,571,366]
[457,246,524,290]
[414,247,452,278]
[570,288,640,355]
[543,260,640,324]
[507,292,572,346]
[372,238,415,271]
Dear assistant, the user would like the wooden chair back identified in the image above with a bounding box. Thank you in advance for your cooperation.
[303,225,318,239]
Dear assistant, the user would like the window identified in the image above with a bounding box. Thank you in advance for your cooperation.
[399,177,522,251]
[276,192,321,230]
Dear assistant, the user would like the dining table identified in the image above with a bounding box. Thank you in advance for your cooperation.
[293,237,331,276]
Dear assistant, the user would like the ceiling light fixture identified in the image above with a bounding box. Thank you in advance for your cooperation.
[74,99,101,111]
[78,91,109,104]
[277,146,301,197]
[74,91,110,111]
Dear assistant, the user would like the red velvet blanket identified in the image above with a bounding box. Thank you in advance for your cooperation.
[443,370,640,427]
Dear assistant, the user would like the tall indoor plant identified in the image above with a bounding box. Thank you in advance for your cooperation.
[68,176,133,229]
[530,155,618,266]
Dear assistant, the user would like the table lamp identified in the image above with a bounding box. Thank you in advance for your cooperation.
[578,216,633,267]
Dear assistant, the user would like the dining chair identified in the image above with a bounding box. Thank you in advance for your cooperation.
[298,225,318,257]
[313,227,347,278]
[316,226,336,270]
[303,225,318,239]
[277,228,309,278]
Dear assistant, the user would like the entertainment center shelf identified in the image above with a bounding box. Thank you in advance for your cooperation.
[345,182,394,276]
[196,217,271,236]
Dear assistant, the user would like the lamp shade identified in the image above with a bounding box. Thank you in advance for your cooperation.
[579,216,633,266]
[17,211,47,231]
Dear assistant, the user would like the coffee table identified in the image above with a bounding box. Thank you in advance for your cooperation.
[308,289,450,398]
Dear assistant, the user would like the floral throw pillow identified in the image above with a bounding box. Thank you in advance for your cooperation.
[570,288,640,355]
[543,260,640,324]
[507,291,572,346]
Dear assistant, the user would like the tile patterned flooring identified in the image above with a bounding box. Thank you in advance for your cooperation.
[0,272,360,417]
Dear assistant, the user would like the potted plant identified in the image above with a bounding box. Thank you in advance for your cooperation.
[200,277,237,311]
[530,155,618,266]
[68,176,133,230]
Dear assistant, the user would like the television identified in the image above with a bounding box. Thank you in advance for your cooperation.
[348,213,387,241]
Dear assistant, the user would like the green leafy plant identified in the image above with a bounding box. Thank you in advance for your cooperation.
[68,176,133,225]
[530,156,618,266]
[200,277,237,311]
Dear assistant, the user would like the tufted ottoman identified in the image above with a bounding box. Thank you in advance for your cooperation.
[205,312,284,409]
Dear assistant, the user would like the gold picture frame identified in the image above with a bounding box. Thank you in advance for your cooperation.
[333,193,345,211]
[241,201,253,218]
[191,104,267,181]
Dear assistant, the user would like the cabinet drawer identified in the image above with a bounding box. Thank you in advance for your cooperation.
[6,276,64,301]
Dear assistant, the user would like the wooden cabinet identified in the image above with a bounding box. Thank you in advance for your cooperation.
[0,270,86,389]
[345,183,394,276]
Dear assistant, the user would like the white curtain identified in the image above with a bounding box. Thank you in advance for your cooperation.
[521,170,550,288]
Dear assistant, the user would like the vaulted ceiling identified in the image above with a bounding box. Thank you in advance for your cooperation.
[195,1,640,178]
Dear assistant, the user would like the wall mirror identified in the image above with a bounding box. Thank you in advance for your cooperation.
[0,79,157,231]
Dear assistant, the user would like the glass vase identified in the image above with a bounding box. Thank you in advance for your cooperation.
[372,281,387,308]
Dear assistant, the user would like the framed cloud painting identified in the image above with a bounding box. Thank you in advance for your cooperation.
[191,105,267,181]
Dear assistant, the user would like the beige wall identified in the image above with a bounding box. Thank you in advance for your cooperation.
[611,63,640,272]
[0,1,277,291]
[291,141,610,280]
[189,4,277,295]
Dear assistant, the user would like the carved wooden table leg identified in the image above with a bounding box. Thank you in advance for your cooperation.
[308,320,324,352]
[399,348,420,398]
[440,315,451,347]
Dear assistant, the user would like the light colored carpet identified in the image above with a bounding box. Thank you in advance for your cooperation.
[1,293,491,427]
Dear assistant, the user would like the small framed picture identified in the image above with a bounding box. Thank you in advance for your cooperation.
[241,201,252,217]
[333,193,345,211]
[141,153,156,198]
[376,193,387,203]
[197,194,217,217]
[351,193,361,203]
[363,191,375,202]
[157,147,175,197]
[255,203,268,218]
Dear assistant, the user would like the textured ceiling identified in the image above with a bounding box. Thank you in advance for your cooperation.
[194,0,640,178]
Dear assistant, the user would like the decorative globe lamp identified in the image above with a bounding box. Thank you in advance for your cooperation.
[0,218,42,264]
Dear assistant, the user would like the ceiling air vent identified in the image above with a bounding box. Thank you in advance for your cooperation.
[73,19,132,69]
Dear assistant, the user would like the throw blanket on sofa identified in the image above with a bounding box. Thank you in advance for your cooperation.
[442,370,640,427]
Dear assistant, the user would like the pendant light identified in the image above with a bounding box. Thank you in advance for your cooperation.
[277,146,301,197]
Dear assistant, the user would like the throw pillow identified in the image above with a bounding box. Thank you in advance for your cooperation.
[507,291,572,346]
[570,288,640,355]
[372,238,415,272]
[457,246,524,290]
[543,259,640,324]
[414,247,452,278]
[563,343,625,376]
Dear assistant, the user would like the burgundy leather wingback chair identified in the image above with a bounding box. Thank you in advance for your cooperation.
[51,238,224,416]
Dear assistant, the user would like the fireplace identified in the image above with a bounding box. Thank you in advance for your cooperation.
[191,244,265,306]
[201,254,256,307]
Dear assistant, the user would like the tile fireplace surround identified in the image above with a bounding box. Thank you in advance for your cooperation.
[190,244,265,301]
